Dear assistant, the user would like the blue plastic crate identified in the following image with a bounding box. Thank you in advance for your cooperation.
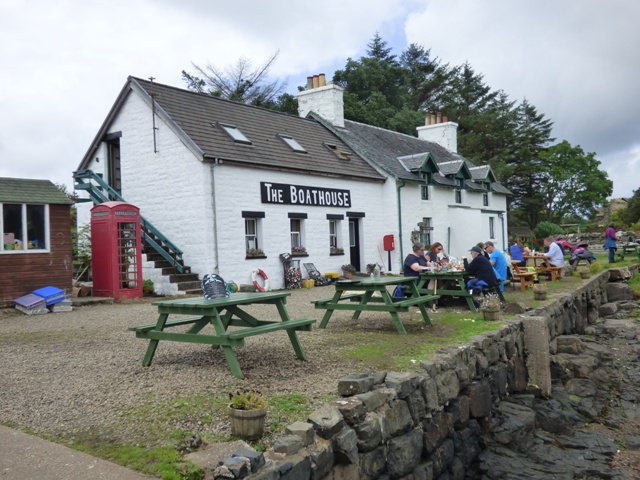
[32,286,65,306]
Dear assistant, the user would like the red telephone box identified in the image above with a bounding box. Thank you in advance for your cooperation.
[91,202,143,300]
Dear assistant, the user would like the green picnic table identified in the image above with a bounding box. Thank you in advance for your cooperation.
[129,292,315,379]
[617,243,640,260]
[312,276,438,334]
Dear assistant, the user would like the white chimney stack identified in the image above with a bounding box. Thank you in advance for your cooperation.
[416,113,458,153]
[296,74,345,128]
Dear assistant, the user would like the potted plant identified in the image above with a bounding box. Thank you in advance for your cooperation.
[533,283,548,300]
[366,263,377,275]
[228,388,267,440]
[330,247,344,255]
[479,293,502,321]
[577,267,591,279]
[341,264,356,279]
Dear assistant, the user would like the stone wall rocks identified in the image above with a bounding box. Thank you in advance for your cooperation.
[224,267,640,480]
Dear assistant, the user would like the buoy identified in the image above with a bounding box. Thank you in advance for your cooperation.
[251,269,270,292]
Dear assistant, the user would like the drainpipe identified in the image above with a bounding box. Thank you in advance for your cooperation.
[397,181,406,272]
[210,161,220,273]
[498,212,505,251]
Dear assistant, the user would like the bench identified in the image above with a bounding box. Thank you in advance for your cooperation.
[617,245,640,261]
[312,293,365,307]
[129,316,203,333]
[227,318,315,339]
[537,266,563,282]
[512,272,535,291]
[393,295,440,307]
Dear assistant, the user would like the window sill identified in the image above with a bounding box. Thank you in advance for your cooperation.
[245,255,267,260]
[291,253,309,257]
[330,252,345,256]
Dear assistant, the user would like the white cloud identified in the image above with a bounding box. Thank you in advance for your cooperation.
[0,0,637,199]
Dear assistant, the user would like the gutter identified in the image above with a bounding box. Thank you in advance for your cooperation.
[210,159,220,273]
[397,180,406,272]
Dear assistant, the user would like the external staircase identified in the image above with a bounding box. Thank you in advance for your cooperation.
[73,169,201,295]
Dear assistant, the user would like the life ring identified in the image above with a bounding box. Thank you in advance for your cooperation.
[252,269,270,292]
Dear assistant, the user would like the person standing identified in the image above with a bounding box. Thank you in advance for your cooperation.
[605,223,617,263]
[403,243,429,277]
[484,241,507,291]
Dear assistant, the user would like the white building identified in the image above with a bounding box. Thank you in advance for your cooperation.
[75,76,509,293]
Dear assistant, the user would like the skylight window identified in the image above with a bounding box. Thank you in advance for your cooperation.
[278,134,307,153]
[217,123,252,144]
[324,143,351,161]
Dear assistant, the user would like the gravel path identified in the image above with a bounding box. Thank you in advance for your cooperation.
[0,286,424,445]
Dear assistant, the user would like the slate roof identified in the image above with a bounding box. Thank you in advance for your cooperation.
[316,117,510,194]
[79,77,385,183]
[0,178,73,204]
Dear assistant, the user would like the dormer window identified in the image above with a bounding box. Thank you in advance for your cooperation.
[217,123,252,144]
[278,134,307,153]
[324,143,351,161]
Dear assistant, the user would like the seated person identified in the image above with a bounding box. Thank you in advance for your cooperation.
[403,243,429,277]
[543,237,565,267]
[462,246,498,298]
[477,241,490,259]
[484,241,507,291]
[510,240,526,268]
[424,242,447,289]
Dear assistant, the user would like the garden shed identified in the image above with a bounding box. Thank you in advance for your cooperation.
[0,177,74,307]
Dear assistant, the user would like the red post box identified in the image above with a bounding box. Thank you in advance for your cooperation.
[383,234,395,251]
[90,202,143,300]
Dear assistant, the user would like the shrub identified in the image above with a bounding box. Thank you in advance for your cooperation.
[143,279,154,296]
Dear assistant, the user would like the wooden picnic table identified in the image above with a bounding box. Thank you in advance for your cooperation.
[617,243,640,260]
[524,254,563,281]
[312,276,438,334]
[129,292,315,379]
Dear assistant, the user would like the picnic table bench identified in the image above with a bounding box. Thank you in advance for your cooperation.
[129,292,315,379]
[312,276,438,334]
[617,243,640,261]
[524,255,563,281]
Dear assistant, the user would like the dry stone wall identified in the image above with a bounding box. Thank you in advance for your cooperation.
[211,266,639,480]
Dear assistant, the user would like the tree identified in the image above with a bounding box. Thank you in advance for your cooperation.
[182,51,288,108]
[611,188,640,226]
[536,141,612,223]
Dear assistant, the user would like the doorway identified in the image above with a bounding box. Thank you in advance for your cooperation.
[349,219,361,272]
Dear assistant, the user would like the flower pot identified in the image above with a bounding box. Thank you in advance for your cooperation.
[481,308,501,321]
[533,291,547,301]
[579,271,591,279]
[342,270,353,279]
[229,406,267,440]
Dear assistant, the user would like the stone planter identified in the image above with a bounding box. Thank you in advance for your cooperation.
[579,270,591,279]
[229,406,267,440]
[481,308,501,321]
[533,291,547,301]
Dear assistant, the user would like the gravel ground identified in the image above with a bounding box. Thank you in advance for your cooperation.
[0,285,426,446]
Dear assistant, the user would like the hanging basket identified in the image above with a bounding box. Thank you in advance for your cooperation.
[229,406,267,440]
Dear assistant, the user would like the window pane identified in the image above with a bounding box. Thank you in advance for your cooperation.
[27,205,46,249]
[3,204,23,250]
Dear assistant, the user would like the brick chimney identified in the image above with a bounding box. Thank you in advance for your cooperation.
[296,73,345,128]
[416,113,458,153]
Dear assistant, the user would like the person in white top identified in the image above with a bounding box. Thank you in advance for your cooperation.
[543,237,565,267]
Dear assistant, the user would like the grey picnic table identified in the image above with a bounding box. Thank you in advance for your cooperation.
[312,276,438,334]
[129,292,315,379]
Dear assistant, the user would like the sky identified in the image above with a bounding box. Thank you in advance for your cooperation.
[1,0,638,200]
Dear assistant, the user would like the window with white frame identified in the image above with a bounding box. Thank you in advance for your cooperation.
[245,218,261,253]
[489,217,495,239]
[455,179,462,204]
[1,203,49,252]
[290,219,304,249]
[329,220,337,248]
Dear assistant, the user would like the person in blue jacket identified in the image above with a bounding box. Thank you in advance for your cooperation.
[484,241,507,292]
